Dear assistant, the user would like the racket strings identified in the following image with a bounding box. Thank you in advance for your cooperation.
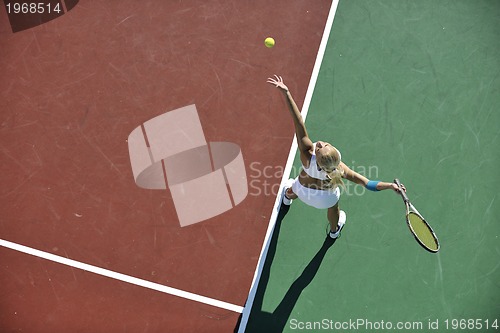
[408,213,439,252]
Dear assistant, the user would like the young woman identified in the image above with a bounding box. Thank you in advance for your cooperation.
[267,75,405,239]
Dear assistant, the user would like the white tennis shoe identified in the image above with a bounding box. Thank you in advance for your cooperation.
[329,210,346,239]
[280,178,295,206]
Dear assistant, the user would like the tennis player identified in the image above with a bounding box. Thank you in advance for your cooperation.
[267,75,405,239]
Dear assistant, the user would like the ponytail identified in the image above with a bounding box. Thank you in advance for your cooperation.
[325,165,345,190]
[316,144,344,190]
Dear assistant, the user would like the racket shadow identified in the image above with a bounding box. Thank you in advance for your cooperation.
[237,205,338,332]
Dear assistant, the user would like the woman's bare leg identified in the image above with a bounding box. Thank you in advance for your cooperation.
[285,187,298,200]
[327,204,340,232]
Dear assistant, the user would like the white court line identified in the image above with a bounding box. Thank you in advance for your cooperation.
[0,239,244,313]
[236,1,340,331]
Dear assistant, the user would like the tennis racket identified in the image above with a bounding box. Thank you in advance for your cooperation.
[394,179,440,253]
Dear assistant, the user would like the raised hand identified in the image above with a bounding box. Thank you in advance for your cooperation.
[267,75,289,92]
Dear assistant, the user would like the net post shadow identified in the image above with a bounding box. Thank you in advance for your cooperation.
[235,204,338,332]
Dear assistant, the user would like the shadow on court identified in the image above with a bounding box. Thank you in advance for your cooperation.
[237,205,338,332]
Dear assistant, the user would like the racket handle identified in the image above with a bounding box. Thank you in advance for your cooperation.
[394,178,409,203]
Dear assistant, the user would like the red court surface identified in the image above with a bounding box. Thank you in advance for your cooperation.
[0,0,330,331]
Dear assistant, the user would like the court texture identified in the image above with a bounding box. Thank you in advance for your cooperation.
[1,0,498,332]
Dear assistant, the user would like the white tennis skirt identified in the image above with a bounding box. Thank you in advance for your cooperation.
[290,177,341,209]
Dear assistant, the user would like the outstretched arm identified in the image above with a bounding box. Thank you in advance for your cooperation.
[340,162,406,193]
[267,75,313,166]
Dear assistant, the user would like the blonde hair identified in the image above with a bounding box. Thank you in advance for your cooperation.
[318,147,345,189]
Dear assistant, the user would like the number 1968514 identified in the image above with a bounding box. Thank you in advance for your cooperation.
[444,319,498,330]
[5,2,62,14]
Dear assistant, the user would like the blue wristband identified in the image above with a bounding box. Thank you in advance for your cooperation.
[366,180,380,191]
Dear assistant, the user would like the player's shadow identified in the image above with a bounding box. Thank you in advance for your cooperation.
[235,204,337,332]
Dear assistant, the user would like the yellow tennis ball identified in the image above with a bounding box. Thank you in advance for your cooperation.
[265,37,275,48]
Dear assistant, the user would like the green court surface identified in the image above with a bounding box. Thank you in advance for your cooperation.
[245,0,499,332]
